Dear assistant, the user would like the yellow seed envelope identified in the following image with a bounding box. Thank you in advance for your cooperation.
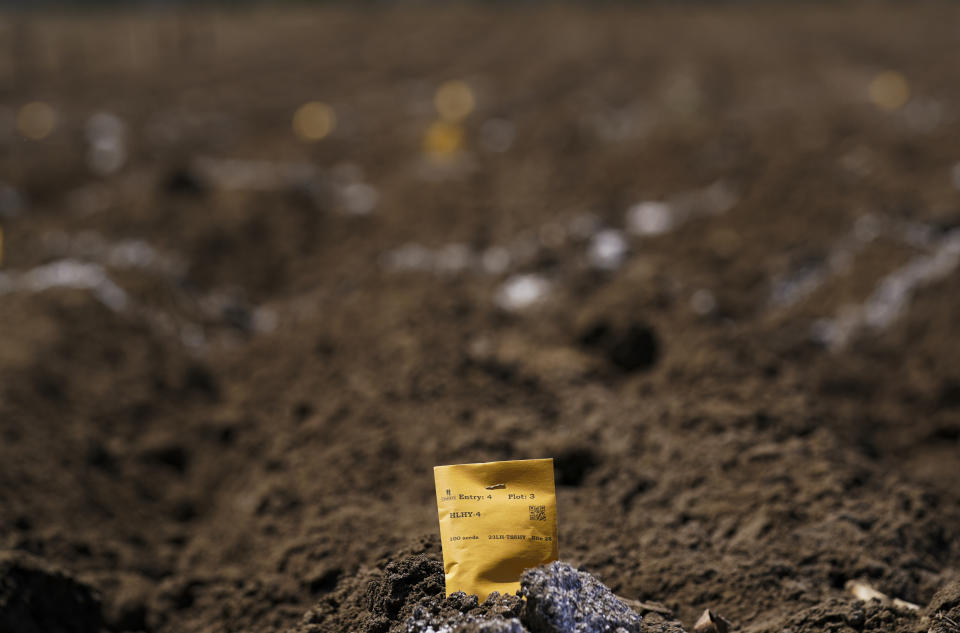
[434,458,558,600]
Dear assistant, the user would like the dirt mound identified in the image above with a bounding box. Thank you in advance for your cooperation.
[293,537,524,633]
[293,551,667,633]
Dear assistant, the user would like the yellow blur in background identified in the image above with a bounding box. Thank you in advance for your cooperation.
[17,102,58,140]
[292,101,336,142]
[869,71,910,112]
[434,80,475,122]
[422,80,475,159]
[423,120,465,158]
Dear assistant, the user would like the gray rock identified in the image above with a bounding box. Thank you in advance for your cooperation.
[521,562,642,633]
[404,561,647,633]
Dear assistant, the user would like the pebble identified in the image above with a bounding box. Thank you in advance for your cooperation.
[495,274,550,311]
[690,289,717,316]
[481,246,511,275]
[626,201,674,236]
[340,182,379,216]
[85,112,128,175]
[588,229,628,270]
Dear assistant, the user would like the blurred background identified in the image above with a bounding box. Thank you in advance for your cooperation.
[1,2,959,633]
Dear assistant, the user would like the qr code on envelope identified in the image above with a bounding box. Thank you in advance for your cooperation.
[529,505,546,521]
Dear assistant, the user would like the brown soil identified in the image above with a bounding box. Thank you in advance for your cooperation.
[1,4,959,633]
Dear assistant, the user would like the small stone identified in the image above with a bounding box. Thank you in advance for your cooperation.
[588,229,628,270]
[340,182,379,216]
[481,247,511,275]
[626,201,673,236]
[520,561,642,633]
[693,609,730,633]
[495,274,550,312]
[690,289,716,316]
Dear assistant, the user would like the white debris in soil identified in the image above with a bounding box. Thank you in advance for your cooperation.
[481,246,511,275]
[568,213,602,240]
[770,213,944,311]
[626,201,674,236]
[0,242,275,352]
[85,112,128,176]
[381,185,735,283]
[193,157,318,191]
[690,289,717,316]
[382,239,526,278]
[770,264,830,309]
[682,179,738,217]
[771,214,875,309]
[253,306,279,333]
[0,259,128,311]
[331,163,380,216]
[382,243,434,272]
[435,243,473,275]
[627,181,737,237]
[495,274,550,311]
[0,183,25,219]
[339,181,379,216]
[40,231,186,277]
[811,229,960,349]
[588,229,628,270]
